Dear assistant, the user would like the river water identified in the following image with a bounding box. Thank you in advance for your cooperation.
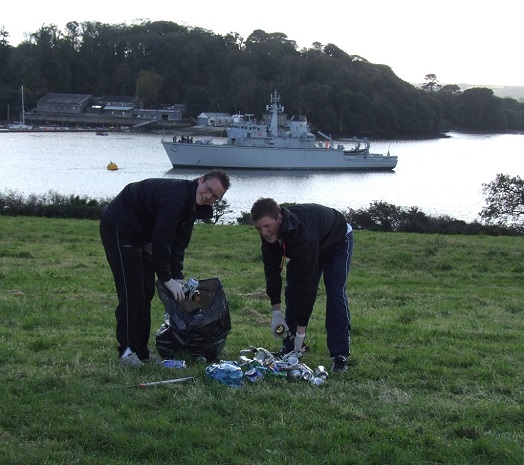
[1,130,522,223]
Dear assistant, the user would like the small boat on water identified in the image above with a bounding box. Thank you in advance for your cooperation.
[97,131,109,136]
[161,90,397,171]
[107,162,118,170]
[8,122,32,130]
[8,86,32,131]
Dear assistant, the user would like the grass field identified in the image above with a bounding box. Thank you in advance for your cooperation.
[1,216,523,464]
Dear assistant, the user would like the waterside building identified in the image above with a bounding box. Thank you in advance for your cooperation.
[26,93,187,129]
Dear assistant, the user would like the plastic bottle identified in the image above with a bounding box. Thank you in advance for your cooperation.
[162,360,186,368]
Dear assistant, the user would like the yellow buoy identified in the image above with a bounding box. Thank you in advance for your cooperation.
[107,162,118,171]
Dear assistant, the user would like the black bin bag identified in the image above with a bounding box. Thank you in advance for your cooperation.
[155,278,231,361]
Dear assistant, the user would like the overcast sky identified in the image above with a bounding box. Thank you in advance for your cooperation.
[2,0,522,87]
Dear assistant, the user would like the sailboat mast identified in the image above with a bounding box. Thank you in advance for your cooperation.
[21,85,25,125]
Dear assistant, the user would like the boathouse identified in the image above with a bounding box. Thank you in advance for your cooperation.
[36,93,93,114]
[197,112,233,127]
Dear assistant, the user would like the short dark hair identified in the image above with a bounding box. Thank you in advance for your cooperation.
[250,198,280,222]
[204,169,231,191]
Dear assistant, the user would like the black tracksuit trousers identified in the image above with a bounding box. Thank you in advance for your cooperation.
[100,219,156,360]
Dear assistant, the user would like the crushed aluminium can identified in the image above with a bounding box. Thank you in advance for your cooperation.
[245,367,265,383]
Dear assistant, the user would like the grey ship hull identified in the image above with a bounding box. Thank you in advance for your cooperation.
[161,141,398,171]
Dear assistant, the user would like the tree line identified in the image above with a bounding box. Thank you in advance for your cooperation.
[1,21,523,135]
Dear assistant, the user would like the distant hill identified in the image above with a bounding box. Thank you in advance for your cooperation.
[413,82,524,101]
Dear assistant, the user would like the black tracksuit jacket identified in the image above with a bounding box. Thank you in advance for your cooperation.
[261,204,347,326]
[101,178,212,282]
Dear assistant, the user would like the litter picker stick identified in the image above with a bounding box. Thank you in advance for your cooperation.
[128,376,195,388]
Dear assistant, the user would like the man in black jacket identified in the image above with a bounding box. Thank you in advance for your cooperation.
[100,170,230,367]
[250,198,353,373]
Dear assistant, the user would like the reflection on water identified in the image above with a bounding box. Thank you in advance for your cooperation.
[1,131,523,222]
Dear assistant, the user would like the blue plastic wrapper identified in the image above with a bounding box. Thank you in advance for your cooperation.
[205,361,243,388]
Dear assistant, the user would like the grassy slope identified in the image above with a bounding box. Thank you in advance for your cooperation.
[0,217,523,465]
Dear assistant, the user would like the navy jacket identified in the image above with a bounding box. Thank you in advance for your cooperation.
[261,204,347,326]
[101,178,212,282]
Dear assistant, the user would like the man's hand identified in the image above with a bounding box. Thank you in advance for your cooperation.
[163,279,185,301]
[271,310,289,339]
[294,332,306,356]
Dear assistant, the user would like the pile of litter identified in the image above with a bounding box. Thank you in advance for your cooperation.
[205,346,329,388]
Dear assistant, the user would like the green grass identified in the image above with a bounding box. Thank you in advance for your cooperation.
[1,217,523,465]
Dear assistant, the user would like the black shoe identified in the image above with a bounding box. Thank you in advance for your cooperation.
[331,355,348,373]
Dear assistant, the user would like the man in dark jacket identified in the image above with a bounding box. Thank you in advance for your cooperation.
[100,170,230,367]
[250,198,353,373]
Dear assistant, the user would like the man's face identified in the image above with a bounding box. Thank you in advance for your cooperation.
[253,214,282,243]
[196,177,226,206]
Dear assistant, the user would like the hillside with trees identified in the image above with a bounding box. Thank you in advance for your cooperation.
[1,21,523,135]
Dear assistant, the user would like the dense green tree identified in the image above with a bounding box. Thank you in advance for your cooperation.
[1,20,523,134]
[422,73,441,93]
[0,27,10,47]
[450,88,507,130]
[297,82,338,132]
[435,84,461,123]
[347,91,377,133]
[480,174,524,230]
[499,97,524,130]
[184,85,211,118]
[137,70,164,106]
[245,30,298,82]
[374,99,400,132]
[0,28,14,120]
[441,84,461,94]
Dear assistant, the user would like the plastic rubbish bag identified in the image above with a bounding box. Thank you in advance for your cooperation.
[155,278,231,361]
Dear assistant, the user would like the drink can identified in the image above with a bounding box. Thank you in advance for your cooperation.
[162,359,186,369]
[310,376,326,386]
[245,367,264,382]
[283,353,299,366]
[314,366,329,380]
[183,277,198,293]
[299,366,313,380]
[186,277,199,289]
[182,277,200,301]
[274,324,290,338]
[275,324,285,334]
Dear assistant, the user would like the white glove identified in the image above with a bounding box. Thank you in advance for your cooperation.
[294,332,306,357]
[163,279,185,301]
[271,310,289,339]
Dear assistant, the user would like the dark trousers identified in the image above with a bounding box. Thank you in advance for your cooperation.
[100,220,155,360]
[284,229,353,357]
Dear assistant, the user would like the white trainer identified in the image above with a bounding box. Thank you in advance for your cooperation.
[120,351,144,367]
